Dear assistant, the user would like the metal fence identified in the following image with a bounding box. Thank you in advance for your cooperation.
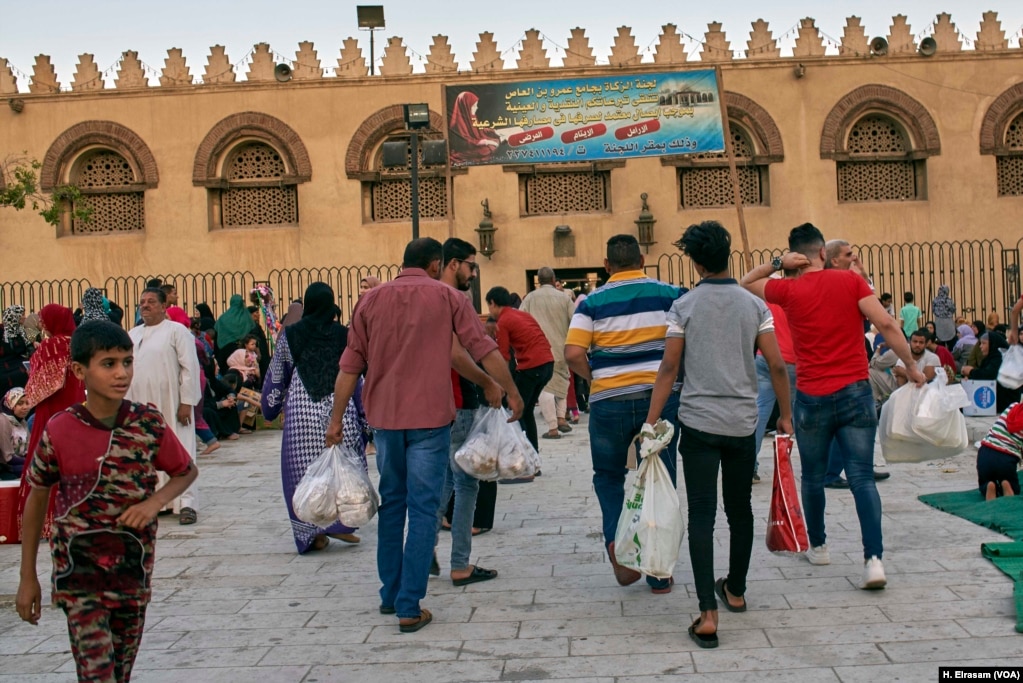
[654,239,1022,323]
[267,265,402,324]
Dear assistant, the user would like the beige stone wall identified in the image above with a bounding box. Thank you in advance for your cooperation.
[2,17,1023,297]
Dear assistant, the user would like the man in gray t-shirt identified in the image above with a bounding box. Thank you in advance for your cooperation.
[645,220,792,648]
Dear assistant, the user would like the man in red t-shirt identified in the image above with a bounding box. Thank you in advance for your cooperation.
[486,286,555,461]
[741,223,925,591]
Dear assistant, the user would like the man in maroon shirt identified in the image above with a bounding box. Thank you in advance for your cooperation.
[326,238,522,634]
[485,286,555,460]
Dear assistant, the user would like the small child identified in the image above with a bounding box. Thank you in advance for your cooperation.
[16,321,198,682]
[977,402,1022,500]
[227,335,261,388]
[0,387,31,479]
[900,291,921,339]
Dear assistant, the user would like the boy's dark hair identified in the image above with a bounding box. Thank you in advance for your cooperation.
[246,305,259,314]
[973,320,986,335]
[71,321,134,365]
[606,234,642,270]
[403,237,443,269]
[678,221,731,274]
[442,237,477,267]
[880,293,893,303]
[910,328,930,341]
[903,292,914,303]
[486,286,512,307]
[787,223,825,259]
[142,287,166,304]
[159,283,176,294]
[146,278,163,288]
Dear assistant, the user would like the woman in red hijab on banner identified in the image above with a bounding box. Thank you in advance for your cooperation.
[449,91,501,165]
[16,304,85,541]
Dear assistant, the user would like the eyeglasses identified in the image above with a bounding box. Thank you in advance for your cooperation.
[455,259,479,273]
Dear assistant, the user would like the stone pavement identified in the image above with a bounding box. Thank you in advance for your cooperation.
[1,413,1022,682]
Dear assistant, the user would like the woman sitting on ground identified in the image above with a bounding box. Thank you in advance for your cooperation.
[976,402,1022,500]
[962,331,1020,412]
[227,334,261,388]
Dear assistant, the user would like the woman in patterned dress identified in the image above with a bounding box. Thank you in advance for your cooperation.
[261,283,370,554]
[16,304,85,540]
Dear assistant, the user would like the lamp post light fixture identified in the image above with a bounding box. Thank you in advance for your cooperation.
[403,103,431,240]
[476,198,497,258]
[635,192,657,253]
[356,6,385,75]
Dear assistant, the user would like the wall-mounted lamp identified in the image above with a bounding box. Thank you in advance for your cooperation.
[554,224,572,236]
[8,98,24,113]
[794,63,806,79]
[553,224,574,257]
[476,198,497,258]
[634,193,657,253]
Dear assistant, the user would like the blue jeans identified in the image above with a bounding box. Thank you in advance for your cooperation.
[793,381,883,560]
[590,393,680,588]
[374,426,451,619]
[753,356,797,472]
[435,410,479,571]
[824,441,846,484]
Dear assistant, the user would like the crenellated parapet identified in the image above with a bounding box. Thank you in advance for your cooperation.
[3,12,1021,94]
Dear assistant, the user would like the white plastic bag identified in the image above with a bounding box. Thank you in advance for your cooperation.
[292,445,378,528]
[911,370,970,448]
[879,384,971,463]
[613,453,684,579]
[454,407,541,480]
[999,345,1023,390]
[887,383,924,442]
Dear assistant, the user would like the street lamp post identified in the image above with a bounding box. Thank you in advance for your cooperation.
[403,103,431,240]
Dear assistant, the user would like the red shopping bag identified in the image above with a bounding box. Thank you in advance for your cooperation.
[766,434,810,554]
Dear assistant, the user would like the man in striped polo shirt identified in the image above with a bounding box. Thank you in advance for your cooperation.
[565,234,687,593]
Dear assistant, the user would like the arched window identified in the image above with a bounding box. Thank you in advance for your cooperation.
[995,111,1023,196]
[218,142,298,227]
[980,83,1023,197]
[821,85,939,203]
[837,114,922,202]
[40,121,158,236]
[193,112,311,230]
[661,92,783,209]
[68,149,145,233]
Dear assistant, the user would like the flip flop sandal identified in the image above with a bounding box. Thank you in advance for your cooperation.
[399,608,432,633]
[309,535,329,551]
[688,618,718,649]
[651,577,674,594]
[471,527,491,536]
[179,507,198,525]
[327,533,360,544]
[452,566,498,586]
[715,577,747,613]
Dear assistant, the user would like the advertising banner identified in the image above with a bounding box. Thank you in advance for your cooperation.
[445,71,724,166]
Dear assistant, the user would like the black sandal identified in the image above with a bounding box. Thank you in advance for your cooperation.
[399,608,433,633]
[452,565,498,586]
[688,618,718,649]
[179,507,197,525]
[715,577,747,613]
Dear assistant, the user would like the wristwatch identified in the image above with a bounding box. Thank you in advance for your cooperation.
[771,255,784,271]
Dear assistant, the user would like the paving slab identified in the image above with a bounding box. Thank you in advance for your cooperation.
[1,410,1020,682]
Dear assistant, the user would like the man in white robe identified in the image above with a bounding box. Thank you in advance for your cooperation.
[521,267,574,439]
[126,287,202,523]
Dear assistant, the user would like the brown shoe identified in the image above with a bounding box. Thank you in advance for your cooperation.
[607,542,641,586]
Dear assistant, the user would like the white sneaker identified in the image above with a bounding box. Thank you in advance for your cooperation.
[804,544,830,565]
[861,556,887,590]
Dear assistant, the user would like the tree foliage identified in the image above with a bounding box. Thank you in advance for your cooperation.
[0,155,91,227]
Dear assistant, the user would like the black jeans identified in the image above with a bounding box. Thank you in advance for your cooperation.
[512,361,554,451]
[977,444,1021,496]
[679,422,756,612]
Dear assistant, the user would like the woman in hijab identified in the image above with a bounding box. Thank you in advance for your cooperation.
[962,331,1020,411]
[280,300,304,328]
[0,387,31,479]
[951,323,977,371]
[358,276,381,297]
[932,285,957,349]
[261,282,370,554]
[15,304,85,540]
[79,287,109,324]
[0,305,32,392]
[214,294,253,372]
[448,91,501,165]
[195,302,217,332]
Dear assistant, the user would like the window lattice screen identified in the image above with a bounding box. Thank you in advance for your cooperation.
[227,143,288,180]
[74,151,136,188]
[72,193,145,234]
[371,178,448,221]
[523,171,609,214]
[223,187,298,226]
[846,115,909,154]
[837,160,916,202]
[680,166,762,207]
[1004,112,1023,151]
[692,130,755,160]
[69,150,144,233]
[997,156,1023,197]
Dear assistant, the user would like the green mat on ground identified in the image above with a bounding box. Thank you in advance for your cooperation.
[918,471,1023,632]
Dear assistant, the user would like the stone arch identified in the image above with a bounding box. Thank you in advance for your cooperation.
[724,91,784,161]
[40,121,158,191]
[344,105,445,178]
[192,112,312,186]
[980,81,1023,155]
[820,85,940,159]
